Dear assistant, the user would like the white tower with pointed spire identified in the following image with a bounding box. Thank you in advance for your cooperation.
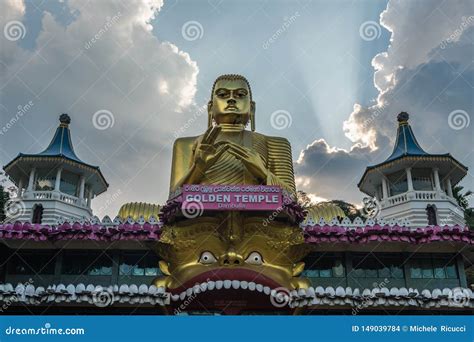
[358,112,467,227]
[3,114,108,224]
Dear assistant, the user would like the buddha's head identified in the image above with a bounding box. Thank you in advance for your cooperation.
[208,74,256,129]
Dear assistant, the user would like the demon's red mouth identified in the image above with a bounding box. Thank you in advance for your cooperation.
[169,268,282,295]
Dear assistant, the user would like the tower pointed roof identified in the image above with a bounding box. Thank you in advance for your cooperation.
[35,114,85,163]
[3,114,108,195]
[384,112,432,162]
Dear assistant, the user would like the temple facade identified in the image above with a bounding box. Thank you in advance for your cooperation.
[0,108,472,315]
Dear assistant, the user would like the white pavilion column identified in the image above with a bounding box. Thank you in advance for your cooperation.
[27,168,36,191]
[433,168,441,191]
[406,167,414,191]
[17,178,24,197]
[446,178,453,197]
[79,176,85,200]
[54,167,62,191]
[87,188,92,208]
[381,177,389,200]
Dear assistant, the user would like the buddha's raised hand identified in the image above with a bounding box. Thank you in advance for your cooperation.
[193,126,226,170]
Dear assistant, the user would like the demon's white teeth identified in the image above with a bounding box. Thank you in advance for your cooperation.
[216,280,223,290]
[248,282,256,291]
[231,280,240,290]
[193,284,201,294]
[200,282,208,292]
[186,288,193,297]
[223,280,232,289]
[171,294,179,301]
[207,281,215,291]
[240,281,248,290]
[256,284,263,293]
[263,286,271,295]
[298,288,306,297]
[180,291,186,300]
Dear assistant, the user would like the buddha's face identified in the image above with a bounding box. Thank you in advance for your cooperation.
[209,78,254,125]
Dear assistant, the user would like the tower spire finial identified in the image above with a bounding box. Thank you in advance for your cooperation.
[59,113,71,127]
[397,111,409,125]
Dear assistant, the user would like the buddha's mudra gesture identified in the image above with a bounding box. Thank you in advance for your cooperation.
[169,74,296,195]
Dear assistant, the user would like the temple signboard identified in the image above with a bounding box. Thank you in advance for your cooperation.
[182,184,282,211]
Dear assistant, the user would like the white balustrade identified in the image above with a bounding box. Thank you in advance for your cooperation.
[32,191,52,200]
[384,190,441,207]
[29,190,86,208]
[414,191,437,200]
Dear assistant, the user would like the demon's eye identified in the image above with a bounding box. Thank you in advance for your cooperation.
[199,251,217,264]
[245,251,263,265]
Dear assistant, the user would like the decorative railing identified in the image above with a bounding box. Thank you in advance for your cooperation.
[59,193,79,205]
[383,190,455,208]
[32,191,52,200]
[386,193,407,206]
[414,190,437,200]
[27,191,87,208]
[0,219,472,245]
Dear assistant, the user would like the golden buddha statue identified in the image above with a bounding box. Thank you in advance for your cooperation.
[169,74,295,195]
[151,75,311,313]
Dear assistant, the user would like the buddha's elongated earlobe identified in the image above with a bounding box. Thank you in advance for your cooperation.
[207,101,213,128]
[250,101,256,131]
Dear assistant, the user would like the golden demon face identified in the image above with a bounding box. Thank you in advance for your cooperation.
[153,214,310,311]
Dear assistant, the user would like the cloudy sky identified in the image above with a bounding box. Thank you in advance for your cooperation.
[0,0,472,218]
